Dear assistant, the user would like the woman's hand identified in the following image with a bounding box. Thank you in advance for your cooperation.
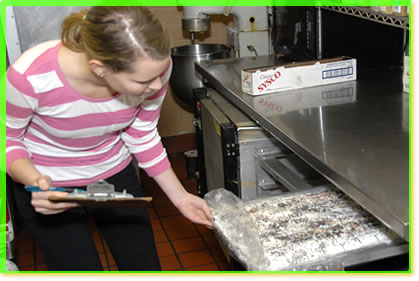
[34,175,53,191]
[152,167,213,228]
[175,193,213,229]
[31,191,78,215]
[30,175,78,215]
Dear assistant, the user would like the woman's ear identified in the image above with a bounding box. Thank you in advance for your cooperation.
[89,59,108,78]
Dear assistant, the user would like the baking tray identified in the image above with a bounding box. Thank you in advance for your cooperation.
[205,185,407,271]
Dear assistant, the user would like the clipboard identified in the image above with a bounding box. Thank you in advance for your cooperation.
[48,195,153,208]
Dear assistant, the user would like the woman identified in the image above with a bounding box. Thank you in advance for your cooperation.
[6,6,212,271]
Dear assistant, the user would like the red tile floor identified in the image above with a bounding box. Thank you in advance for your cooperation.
[12,133,231,271]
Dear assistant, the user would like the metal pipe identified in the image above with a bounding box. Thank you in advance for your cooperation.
[316,7,323,59]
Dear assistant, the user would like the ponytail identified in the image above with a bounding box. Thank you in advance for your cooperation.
[61,9,88,53]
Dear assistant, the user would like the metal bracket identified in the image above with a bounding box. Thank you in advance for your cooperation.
[254,147,325,192]
[67,180,134,201]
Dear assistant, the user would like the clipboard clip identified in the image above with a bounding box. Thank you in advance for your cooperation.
[67,180,134,201]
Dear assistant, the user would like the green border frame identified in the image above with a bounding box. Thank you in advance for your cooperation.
[0,0,411,6]
[0,0,413,276]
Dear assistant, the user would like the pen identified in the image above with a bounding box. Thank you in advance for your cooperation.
[24,186,84,193]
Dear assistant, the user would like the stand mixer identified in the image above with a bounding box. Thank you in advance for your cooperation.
[182,6,271,57]
[170,6,271,107]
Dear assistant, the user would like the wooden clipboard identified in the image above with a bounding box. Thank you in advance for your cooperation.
[48,195,152,208]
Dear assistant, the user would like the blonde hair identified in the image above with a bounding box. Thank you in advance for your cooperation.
[61,6,170,72]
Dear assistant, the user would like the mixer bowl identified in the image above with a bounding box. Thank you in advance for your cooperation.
[170,44,234,107]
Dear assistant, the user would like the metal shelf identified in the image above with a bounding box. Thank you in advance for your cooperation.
[254,148,328,193]
[322,6,409,30]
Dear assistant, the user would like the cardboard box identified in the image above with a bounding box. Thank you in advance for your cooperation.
[403,55,409,93]
[241,56,357,96]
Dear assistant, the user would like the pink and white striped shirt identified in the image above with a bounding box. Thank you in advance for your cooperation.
[6,40,171,187]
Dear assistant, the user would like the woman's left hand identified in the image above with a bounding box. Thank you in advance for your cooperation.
[175,193,213,229]
[152,168,213,228]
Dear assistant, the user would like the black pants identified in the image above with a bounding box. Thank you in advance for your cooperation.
[12,163,161,271]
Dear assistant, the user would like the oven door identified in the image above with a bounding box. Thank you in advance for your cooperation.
[195,88,328,201]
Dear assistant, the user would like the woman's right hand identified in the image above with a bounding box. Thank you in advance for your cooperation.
[30,175,79,215]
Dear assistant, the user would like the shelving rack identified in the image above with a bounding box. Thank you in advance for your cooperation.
[316,6,409,59]
[322,6,409,30]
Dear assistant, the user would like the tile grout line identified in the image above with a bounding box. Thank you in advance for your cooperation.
[192,223,224,271]
[184,262,221,271]
[156,236,207,257]
[150,202,185,271]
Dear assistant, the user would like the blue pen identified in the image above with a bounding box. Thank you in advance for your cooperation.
[25,185,84,193]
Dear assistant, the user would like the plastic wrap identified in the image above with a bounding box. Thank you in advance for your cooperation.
[205,187,400,271]
[204,188,268,271]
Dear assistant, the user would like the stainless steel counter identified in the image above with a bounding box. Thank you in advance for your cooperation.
[196,55,409,241]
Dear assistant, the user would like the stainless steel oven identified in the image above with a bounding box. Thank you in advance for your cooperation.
[194,88,332,202]
[193,54,409,271]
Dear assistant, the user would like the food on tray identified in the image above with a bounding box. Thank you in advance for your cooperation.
[243,189,400,270]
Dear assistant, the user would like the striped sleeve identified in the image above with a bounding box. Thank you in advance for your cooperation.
[121,85,170,177]
[121,61,173,177]
[6,67,38,174]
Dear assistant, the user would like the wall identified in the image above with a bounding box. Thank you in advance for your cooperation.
[148,6,233,137]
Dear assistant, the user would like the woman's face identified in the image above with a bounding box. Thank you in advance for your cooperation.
[104,56,170,97]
